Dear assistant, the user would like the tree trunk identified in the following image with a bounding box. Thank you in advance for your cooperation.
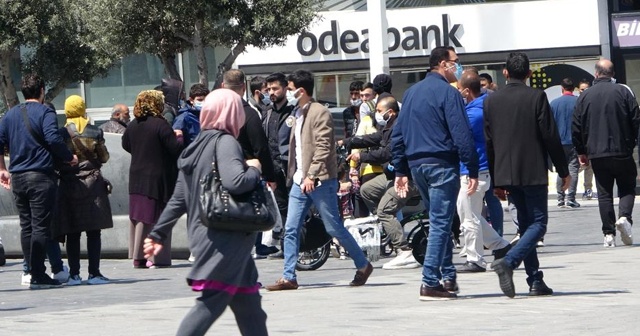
[193,18,208,85]
[159,53,182,81]
[212,42,247,90]
[0,49,20,108]
[44,79,70,103]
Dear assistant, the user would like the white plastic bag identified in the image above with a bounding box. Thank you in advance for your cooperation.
[344,216,381,262]
[262,186,282,246]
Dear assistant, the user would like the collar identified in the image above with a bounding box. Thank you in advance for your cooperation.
[562,91,575,96]
[593,77,613,85]
[426,71,448,83]
[111,118,128,128]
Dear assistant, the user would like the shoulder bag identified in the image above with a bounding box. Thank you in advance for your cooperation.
[199,134,275,232]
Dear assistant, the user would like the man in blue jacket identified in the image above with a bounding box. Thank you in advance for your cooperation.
[392,46,479,300]
[550,78,580,208]
[456,70,512,274]
[0,74,77,289]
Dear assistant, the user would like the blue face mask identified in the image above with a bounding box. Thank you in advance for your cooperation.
[261,93,271,106]
[454,63,464,80]
[193,101,203,111]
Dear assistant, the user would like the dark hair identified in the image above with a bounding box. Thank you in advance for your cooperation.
[479,73,493,83]
[250,76,266,94]
[223,69,245,89]
[362,82,374,91]
[459,71,482,95]
[429,46,455,69]
[265,72,287,88]
[349,81,364,92]
[505,52,530,81]
[579,78,591,86]
[377,96,400,113]
[21,74,45,100]
[189,83,210,99]
[287,70,314,95]
[560,78,575,91]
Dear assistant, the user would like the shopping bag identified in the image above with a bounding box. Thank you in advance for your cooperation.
[344,216,381,262]
[262,186,283,246]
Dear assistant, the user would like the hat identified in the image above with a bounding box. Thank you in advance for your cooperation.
[479,73,493,83]
[373,74,393,94]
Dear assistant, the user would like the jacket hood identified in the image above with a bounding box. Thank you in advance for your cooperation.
[177,129,223,175]
[161,78,184,110]
[178,104,200,117]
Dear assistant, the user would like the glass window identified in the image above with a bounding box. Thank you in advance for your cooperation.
[337,73,368,107]
[183,47,229,90]
[85,54,164,109]
[624,56,640,98]
[50,82,82,112]
[315,74,338,107]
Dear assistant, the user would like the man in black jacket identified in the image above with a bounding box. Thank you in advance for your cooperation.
[484,52,569,298]
[572,59,640,248]
[348,96,421,270]
[222,69,278,256]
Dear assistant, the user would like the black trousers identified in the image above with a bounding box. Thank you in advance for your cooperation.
[66,230,102,276]
[12,171,57,280]
[591,156,637,235]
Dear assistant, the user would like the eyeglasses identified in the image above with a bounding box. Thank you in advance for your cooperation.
[446,59,460,64]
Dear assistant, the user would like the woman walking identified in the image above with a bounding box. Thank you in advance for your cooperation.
[123,90,182,268]
[144,88,268,336]
[57,95,112,285]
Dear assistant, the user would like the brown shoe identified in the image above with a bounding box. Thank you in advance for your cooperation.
[350,262,373,286]
[419,284,457,301]
[265,278,299,291]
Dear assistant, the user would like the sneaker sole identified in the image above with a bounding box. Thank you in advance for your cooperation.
[615,222,633,245]
[382,262,421,270]
[87,281,110,285]
[29,284,63,290]
[419,295,456,301]
[66,281,83,286]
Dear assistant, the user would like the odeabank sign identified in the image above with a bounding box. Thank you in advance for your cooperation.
[297,14,462,56]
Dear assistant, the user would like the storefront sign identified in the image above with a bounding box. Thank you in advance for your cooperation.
[236,0,600,66]
[612,14,640,47]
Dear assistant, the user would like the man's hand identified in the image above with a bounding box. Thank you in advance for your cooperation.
[561,175,571,191]
[347,152,360,163]
[266,181,277,191]
[143,238,163,259]
[301,177,315,194]
[337,139,344,147]
[494,188,507,201]
[0,170,10,190]
[395,176,409,199]
[467,178,479,196]
[246,159,262,173]
[69,155,79,166]
[578,154,589,166]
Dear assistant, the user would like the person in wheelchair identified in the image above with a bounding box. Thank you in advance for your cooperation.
[344,96,422,269]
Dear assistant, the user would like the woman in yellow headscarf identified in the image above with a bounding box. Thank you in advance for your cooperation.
[56,95,113,286]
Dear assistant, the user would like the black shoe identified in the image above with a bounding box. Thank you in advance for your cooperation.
[29,276,63,290]
[419,284,457,301]
[557,201,565,208]
[0,243,5,266]
[529,279,553,296]
[256,245,279,256]
[491,258,515,298]
[268,250,284,259]
[565,200,580,208]
[457,261,486,273]
[443,279,459,293]
[493,244,512,260]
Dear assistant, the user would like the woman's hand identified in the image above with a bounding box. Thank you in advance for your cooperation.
[143,238,163,259]
[246,159,262,173]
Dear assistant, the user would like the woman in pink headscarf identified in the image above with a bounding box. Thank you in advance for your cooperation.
[143,89,267,336]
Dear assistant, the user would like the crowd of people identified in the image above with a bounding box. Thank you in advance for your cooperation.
[0,47,638,334]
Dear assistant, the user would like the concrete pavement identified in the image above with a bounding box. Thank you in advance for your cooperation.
[1,200,639,335]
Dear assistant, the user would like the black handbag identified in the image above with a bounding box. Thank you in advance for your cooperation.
[198,135,275,232]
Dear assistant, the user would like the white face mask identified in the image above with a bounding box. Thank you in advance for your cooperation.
[375,110,390,126]
[286,88,301,107]
[350,99,362,107]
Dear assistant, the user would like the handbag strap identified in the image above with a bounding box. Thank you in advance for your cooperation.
[210,133,223,181]
[20,104,49,150]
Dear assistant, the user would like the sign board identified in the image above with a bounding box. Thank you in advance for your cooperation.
[612,13,640,48]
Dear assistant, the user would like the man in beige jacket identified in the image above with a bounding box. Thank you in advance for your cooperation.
[266,70,373,291]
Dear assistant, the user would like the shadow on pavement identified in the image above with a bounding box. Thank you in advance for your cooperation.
[296,282,406,290]
[0,306,32,311]
[461,289,628,300]
[110,278,171,284]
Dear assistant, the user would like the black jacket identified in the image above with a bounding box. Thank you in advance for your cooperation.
[344,115,398,179]
[262,102,294,170]
[483,81,568,187]
[238,99,276,182]
[572,77,640,160]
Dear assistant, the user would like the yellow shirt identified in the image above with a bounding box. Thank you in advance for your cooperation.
[350,115,383,176]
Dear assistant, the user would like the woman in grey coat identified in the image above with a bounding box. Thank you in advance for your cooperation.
[143,88,268,336]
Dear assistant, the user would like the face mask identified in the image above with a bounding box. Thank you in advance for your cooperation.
[375,110,390,127]
[286,88,300,107]
[454,63,463,80]
[261,93,271,106]
[350,99,362,107]
[193,101,203,111]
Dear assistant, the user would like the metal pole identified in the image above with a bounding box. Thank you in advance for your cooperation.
[367,0,390,77]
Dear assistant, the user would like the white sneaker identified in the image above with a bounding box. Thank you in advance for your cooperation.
[188,254,196,263]
[87,274,110,285]
[52,266,70,283]
[67,274,83,286]
[21,273,31,286]
[382,250,421,270]
[604,234,616,247]
[615,217,633,245]
[510,234,521,245]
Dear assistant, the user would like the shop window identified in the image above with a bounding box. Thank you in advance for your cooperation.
[315,74,338,107]
[337,73,368,106]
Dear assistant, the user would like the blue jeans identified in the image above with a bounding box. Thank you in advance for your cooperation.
[485,188,504,237]
[22,239,64,274]
[411,163,460,288]
[503,185,547,284]
[283,179,369,281]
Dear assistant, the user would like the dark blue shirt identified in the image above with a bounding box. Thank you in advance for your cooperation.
[391,72,478,178]
[173,105,201,147]
[0,102,73,174]
[550,93,577,145]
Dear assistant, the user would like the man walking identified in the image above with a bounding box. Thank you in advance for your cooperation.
[551,78,580,208]
[573,59,640,247]
[0,74,77,289]
[392,46,479,300]
[266,70,373,291]
[484,52,569,298]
